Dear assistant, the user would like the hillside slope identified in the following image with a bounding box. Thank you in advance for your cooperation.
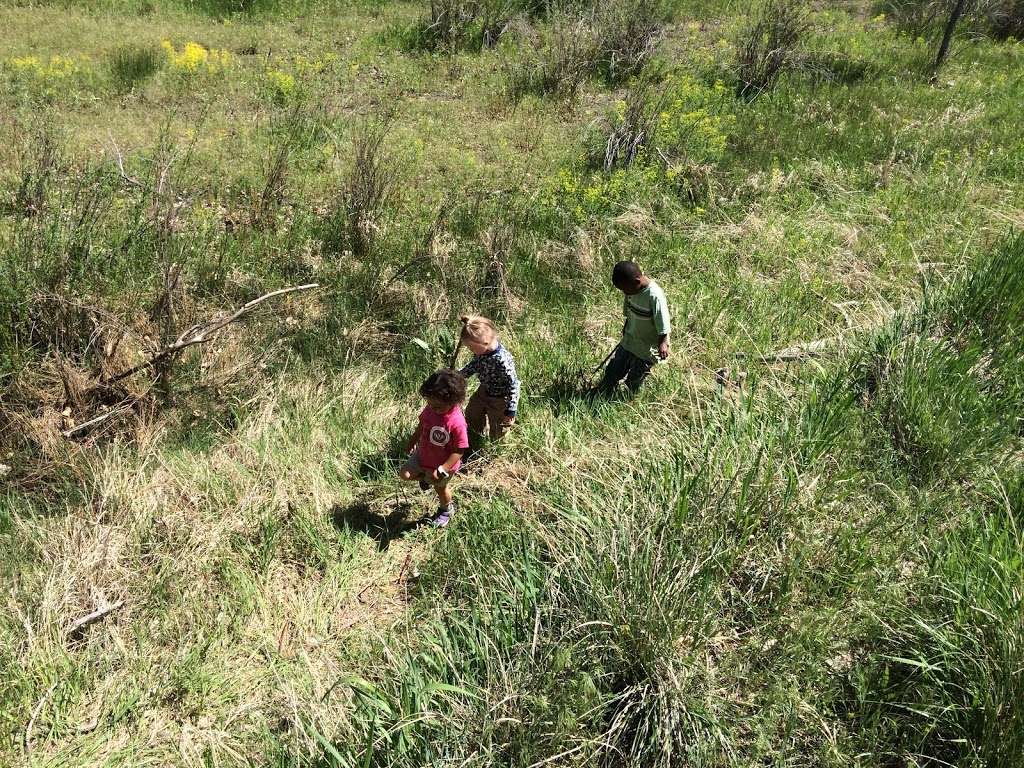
[1,1,1023,765]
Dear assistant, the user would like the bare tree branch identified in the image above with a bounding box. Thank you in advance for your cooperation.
[107,132,145,190]
[101,283,320,386]
[66,600,124,639]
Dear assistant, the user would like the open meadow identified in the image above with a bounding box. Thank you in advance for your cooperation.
[1,0,1023,765]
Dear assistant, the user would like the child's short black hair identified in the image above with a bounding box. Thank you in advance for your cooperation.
[612,260,643,286]
[419,368,467,405]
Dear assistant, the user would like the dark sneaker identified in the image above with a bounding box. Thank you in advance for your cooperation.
[418,479,431,491]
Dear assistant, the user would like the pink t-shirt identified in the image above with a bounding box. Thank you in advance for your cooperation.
[417,405,469,471]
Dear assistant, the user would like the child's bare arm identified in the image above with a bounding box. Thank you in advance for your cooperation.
[404,424,422,454]
[657,333,670,360]
[437,450,465,476]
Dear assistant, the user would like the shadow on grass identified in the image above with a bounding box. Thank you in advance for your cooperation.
[540,363,602,416]
[356,433,410,482]
[331,496,428,552]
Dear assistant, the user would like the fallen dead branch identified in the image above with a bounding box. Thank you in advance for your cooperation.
[733,338,832,362]
[66,600,125,640]
[24,680,59,757]
[102,283,319,386]
[61,399,136,439]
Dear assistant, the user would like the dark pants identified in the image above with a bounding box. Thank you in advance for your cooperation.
[598,346,653,394]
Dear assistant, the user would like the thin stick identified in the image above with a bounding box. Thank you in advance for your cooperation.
[733,338,832,363]
[591,344,619,376]
[24,680,58,758]
[62,401,135,439]
[102,283,319,386]
[66,600,124,639]
[108,133,145,190]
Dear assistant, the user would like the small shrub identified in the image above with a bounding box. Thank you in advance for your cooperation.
[264,68,297,104]
[881,0,1023,40]
[404,0,515,52]
[323,114,397,258]
[735,0,809,100]
[4,55,88,102]
[191,0,282,17]
[251,109,312,229]
[985,0,1024,38]
[5,126,61,217]
[583,75,733,202]
[590,0,663,85]
[507,15,595,99]
[508,0,664,100]
[588,82,662,171]
[108,43,163,93]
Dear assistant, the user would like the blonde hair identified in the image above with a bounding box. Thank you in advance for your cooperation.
[460,314,498,344]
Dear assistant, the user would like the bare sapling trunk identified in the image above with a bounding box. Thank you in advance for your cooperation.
[934,0,971,73]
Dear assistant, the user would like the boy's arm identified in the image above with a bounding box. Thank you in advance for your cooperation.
[653,290,671,359]
[459,358,477,378]
[504,375,520,421]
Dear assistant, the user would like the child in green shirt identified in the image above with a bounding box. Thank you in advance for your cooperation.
[597,261,671,395]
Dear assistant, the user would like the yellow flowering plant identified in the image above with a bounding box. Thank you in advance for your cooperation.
[161,40,231,74]
[264,68,297,104]
[4,54,91,100]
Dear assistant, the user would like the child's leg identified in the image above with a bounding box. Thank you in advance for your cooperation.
[624,355,654,393]
[598,347,631,394]
[434,481,453,509]
[465,389,487,442]
[486,394,507,439]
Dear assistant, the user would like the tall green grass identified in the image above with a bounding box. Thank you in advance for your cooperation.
[2,1,1023,765]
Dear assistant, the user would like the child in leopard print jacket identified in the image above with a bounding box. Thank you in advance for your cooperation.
[457,314,520,442]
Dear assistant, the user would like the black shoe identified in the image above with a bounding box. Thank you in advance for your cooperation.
[418,479,431,491]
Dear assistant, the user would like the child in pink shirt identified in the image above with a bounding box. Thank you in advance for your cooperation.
[399,369,469,528]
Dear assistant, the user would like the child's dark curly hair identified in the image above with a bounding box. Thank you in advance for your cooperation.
[419,368,467,406]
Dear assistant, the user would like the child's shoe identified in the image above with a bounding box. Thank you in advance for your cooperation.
[418,478,431,491]
[430,501,457,528]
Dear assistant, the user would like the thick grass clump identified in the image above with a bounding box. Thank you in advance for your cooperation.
[735,0,809,99]
[107,43,163,93]
[507,0,665,99]
[398,0,517,52]
[844,506,1024,765]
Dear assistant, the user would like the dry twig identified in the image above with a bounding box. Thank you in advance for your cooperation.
[66,600,125,639]
[24,680,59,758]
[101,283,319,386]
[733,338,832,362]
[61,399,136,439]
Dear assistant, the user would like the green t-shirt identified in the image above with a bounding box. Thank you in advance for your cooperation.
[621,280,671,362]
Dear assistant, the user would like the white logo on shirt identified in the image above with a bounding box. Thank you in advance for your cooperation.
[429,426,450,446]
